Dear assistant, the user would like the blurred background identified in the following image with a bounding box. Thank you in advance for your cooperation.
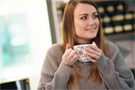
[0,0,134,90]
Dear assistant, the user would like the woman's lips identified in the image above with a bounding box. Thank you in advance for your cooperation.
[86,27,96,33]
[86,28,96,30]
[86,25,96,32]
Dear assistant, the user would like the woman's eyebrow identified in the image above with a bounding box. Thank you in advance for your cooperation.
[93,12,98,15]
[79,14,88,16]
[79,12,98,16]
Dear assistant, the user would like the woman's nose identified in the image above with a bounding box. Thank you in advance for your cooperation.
[88,17,95,25]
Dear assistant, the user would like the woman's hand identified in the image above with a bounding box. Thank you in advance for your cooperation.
[84,42,102,63]
[62,44,79,67]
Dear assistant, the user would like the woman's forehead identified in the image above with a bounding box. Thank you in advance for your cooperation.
[74,3,97,16]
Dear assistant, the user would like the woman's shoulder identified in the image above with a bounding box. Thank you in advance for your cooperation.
[105,40,119,51]
[48,43,62,50]
[44,43,63,71]
[105,41,119,58]
[47,43,63,54]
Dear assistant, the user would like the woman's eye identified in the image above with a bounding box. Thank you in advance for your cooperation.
[81,16,87,20]
[93,15,98,19]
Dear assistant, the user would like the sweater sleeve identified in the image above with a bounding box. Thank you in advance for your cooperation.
[95,42,135,90]
[37,52,73,90]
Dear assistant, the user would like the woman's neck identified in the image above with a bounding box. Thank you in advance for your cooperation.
[75,40,92,45]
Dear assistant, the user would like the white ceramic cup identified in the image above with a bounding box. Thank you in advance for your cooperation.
[73,44,96,63]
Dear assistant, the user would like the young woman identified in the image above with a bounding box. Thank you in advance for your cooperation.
[37,0,135,90]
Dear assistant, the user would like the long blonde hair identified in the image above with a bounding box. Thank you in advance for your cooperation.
[61,0,106,89]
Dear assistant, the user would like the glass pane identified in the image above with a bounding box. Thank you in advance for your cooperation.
[0,0,52,84]
[0,13,30,68]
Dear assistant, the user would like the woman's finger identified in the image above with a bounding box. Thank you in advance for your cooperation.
[88,44,102,55]
[88,44,98,51]
[87,53,98,60]
[88,57,97,63]
[64,48,73,57]
[66,43,70,50]
[72,53,79,60]
[84,48,100,57]
[68,50,76,59]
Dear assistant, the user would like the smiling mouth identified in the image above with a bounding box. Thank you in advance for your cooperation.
[86,28,96,31]
[86,25,96,31]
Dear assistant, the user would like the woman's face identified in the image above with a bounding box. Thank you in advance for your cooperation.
[74,3,99,44]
